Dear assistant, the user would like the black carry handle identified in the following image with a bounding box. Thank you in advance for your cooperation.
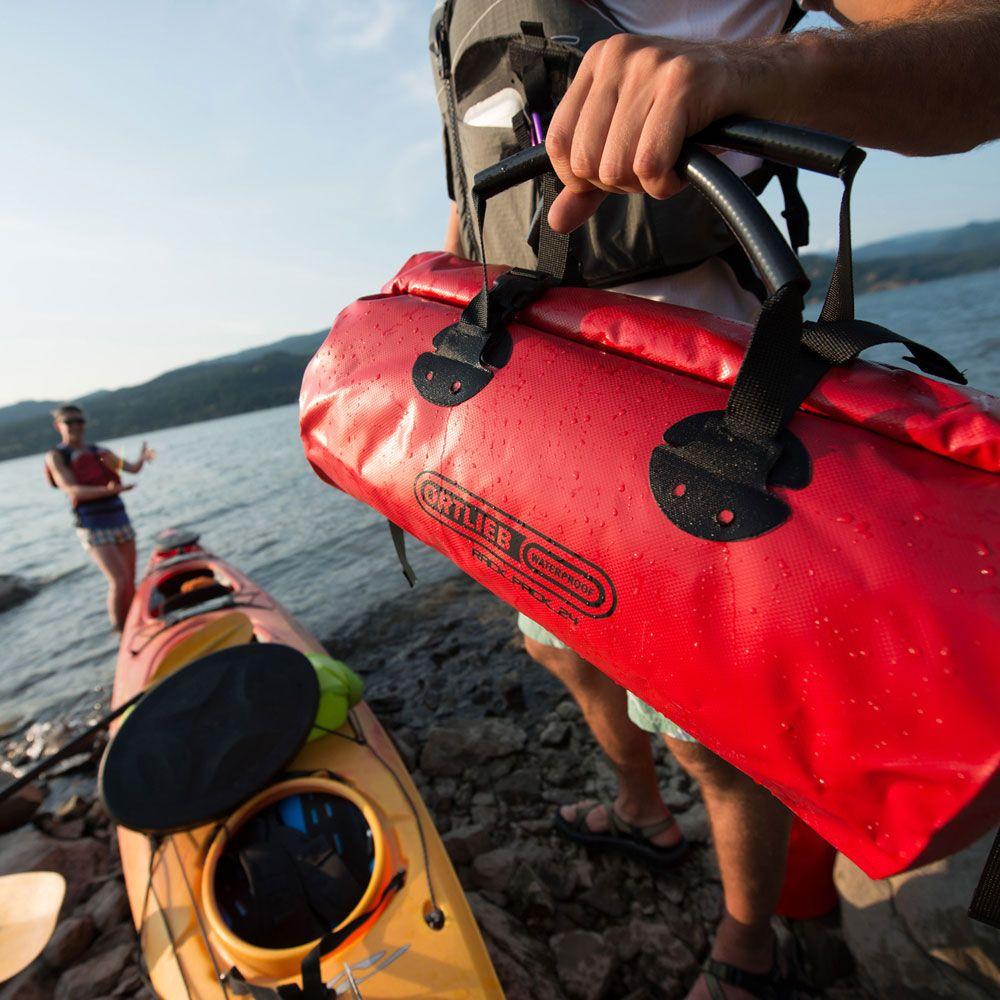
[692,117,864,179]
[473,117,860,199]
[473,142,807,297]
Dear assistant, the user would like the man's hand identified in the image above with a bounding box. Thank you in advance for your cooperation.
[544,1,1000,235]
[108,481,135,495]
[546,34,741,234]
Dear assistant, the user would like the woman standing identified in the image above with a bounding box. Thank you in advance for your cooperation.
[44,404,155,632]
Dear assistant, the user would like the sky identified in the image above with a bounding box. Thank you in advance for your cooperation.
[2,2,999,407]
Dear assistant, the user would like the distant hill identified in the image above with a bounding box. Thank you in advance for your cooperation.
[0,332,327,462]
[803,218,1000,299]
[0,331,327,429]
[853,219,1000,262]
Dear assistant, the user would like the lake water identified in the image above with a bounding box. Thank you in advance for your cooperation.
[1,270,997,727]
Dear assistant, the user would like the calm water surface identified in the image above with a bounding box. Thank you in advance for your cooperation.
[2,270,997,725]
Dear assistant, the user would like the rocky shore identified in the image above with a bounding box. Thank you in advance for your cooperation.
[1,571,996,998]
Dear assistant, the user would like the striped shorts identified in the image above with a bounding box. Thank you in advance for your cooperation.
[76,522,136,550]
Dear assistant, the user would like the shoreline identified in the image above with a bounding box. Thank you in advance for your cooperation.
[5,571,992,998]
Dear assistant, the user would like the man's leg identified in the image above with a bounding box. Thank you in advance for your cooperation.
[524,634,680,846]
[666,736,792,999]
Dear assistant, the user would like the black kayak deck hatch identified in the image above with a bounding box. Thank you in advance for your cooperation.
[99,643,320,834]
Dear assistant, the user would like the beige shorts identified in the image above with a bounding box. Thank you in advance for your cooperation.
[518,613,698,743]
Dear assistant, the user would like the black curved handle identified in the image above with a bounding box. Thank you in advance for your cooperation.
[472,143,807,295]
[692,117,865,179]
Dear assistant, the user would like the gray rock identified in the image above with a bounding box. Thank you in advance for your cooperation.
[550,929,616,1000]
[472,847,519,893]
[53,943,132,1000]
[0,575,37,613]
[579,870,629,919]
[111,966,143,996]
[837,834,1000,998]
[468,893,562,1000]
[508,862,556,921]
[0,959,53,1000]
[43,915,97,969]
[470,804,500,828]
[555,700,581,721]
[55,794,89,821]
[680,802,711,843]
[662,785,693,812]
[51,818,86,840]
[497,671,525,709]
[420,727,468,778]
[691,883,722,924]
[420,718,527,777]
[0,781,42,834]
[496,768,541,805]
[442,824,491,867]
[543,756,579,788]
[539,721,571,748]
[83,879,130,933]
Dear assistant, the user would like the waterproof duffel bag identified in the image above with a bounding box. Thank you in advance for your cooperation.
[300,119,1000,880]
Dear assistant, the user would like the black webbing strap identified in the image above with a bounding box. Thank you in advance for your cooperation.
[724,282,806,446]
[388,521,416,587]
[969,827,1000,929]
[803,319,966,384]
[226,871,406,999]
[535,173,573,281]
[819,159,860,323]
[774,164,809,253]
[226,972,304,999]
[298,870,407,997]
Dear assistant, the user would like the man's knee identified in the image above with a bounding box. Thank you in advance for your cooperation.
[523,636,600,687]
[666,736,749,795]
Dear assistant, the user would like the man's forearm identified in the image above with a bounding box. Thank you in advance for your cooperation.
[741,5,1000,155]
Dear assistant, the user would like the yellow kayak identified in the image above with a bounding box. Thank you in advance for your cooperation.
[106,532,502,998]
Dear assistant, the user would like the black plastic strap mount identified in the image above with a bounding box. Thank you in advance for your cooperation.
[413,268,552,406]
[649,410,811,542]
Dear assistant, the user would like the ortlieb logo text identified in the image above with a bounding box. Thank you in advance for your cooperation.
[414,471,616,622]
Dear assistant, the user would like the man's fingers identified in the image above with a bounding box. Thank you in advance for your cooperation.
[547,187,607,234]
[547,61,595,193]
[598,90,657,194]
[633,96,689,200]
[568,81,623,193]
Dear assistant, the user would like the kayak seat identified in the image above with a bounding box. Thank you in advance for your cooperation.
[213,790,375,949]
[153,567,233,617]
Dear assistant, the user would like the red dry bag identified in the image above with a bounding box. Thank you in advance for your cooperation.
[300,120,1000,879]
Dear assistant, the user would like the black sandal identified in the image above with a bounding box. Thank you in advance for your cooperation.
[701,946,795,1000]
[554,800,688,872]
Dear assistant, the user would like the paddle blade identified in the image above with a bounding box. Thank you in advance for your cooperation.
[0,871,66,984]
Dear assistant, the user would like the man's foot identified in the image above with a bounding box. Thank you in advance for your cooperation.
[554,799,688,872]
[685,920,791,1000]
[558,800,682,848]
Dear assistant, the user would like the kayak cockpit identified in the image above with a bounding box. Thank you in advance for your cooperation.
[149,565,234,618]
